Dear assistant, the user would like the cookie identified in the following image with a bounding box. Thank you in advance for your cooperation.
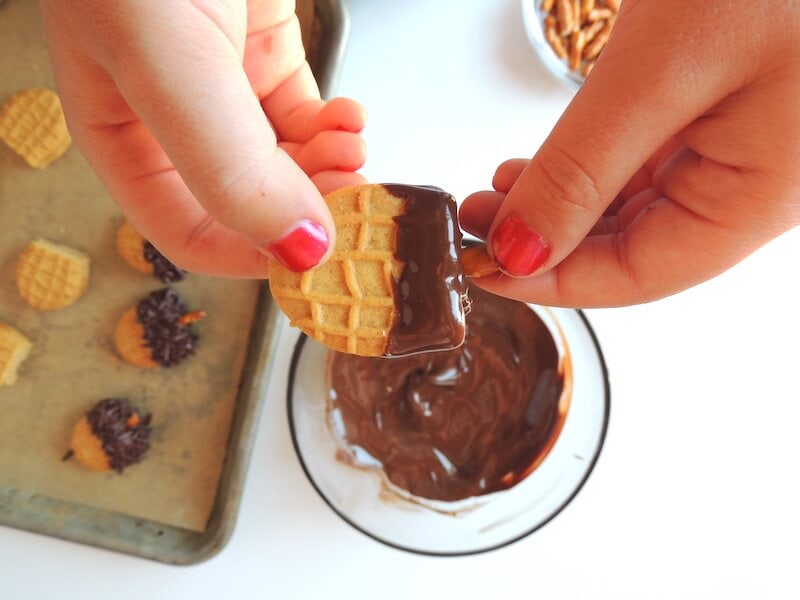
[115,220,185,283]
[114,288,203,369]
[0,323,32,386]
[269,184,468,357]
[16,239,90,311]
[459,244,499,278]
[0,88,71,169]
[114,307,159,369]
[66,398,152,473]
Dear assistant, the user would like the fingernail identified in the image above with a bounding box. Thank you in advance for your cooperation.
[491,214,551,276]
[264,219,329,272]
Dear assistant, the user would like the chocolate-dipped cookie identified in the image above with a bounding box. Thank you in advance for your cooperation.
[116,221,185,284]
[114,288,203,369]
[269,184,468,357]
[66,398,152,473]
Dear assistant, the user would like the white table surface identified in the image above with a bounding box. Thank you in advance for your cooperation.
[2,1,799,598]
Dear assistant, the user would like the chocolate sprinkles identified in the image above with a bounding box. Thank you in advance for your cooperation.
[85,398,152,473]
[136,288,198,368]
[143,241,186,283]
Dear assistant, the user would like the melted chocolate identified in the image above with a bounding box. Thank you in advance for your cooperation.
[136,288,198,368]
[328,287,565,501]
[86,398,152,473]
[143,241,186,284]
[383,184,467,356]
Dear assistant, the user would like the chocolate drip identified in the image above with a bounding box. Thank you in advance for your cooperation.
[328,287,565,502]
[86,398,152,473]
[143,241,186,284]
[136,288,198,368]
[382,184,467,356]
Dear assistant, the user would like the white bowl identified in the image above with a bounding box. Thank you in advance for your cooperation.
[521,0,585,88]
[286,304,610,556]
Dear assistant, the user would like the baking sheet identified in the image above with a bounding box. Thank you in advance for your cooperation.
[0,0,260,533]
[0,0,347,562]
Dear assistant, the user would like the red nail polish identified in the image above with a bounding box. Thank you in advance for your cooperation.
[265,220,329,272]
[491,214,551,276]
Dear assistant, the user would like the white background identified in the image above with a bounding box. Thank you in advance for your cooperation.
[2,1,799,598]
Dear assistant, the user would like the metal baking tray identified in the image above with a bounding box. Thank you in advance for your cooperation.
[0,0,348,565]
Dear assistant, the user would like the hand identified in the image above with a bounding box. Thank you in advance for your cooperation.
[459,0,800,307]
[40,0,367,276]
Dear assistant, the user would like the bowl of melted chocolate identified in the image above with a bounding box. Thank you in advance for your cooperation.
[288,287,609,555]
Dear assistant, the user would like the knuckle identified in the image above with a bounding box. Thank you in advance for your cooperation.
[611,232,649,301]
[171,216,215,273]
[208,192,246,227]
[530,144,603,226]
[611,231,678,304]
[202,164,266,228]
[160,245,195,273]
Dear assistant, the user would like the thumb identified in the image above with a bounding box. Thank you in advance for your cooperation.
[486,0,749,277]
[101,1,334,272]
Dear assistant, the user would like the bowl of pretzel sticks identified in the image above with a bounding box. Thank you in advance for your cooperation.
[521,0,618,87]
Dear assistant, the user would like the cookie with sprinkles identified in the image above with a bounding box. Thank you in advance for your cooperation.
[65,398,152,473]
[114,288,204,369]
[115,220,185,284]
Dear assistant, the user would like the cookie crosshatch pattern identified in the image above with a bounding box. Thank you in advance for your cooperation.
[270,186,404,356]
[0,88,71,168]
[16,239,91,311]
